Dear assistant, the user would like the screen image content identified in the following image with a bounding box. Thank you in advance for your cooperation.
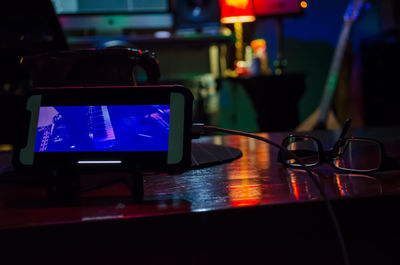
[35,105,170,152]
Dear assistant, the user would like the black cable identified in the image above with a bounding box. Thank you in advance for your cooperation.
[201,125,351,265]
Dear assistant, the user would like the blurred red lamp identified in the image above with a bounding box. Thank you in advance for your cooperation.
[219,0,256,61]
[220,0,256,23]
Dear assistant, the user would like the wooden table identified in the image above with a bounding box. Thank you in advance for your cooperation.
[1,127,400,265]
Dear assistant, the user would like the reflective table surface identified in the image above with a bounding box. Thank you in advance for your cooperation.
[1,127,400,265]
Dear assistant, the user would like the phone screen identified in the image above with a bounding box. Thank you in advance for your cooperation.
[35,105,170,152]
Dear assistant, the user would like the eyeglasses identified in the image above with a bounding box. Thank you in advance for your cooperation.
[278,119,400,173]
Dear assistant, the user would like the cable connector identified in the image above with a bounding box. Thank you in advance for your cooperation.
[191,123,206,139]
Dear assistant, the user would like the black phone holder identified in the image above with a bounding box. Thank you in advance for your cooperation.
[44,164,144,202]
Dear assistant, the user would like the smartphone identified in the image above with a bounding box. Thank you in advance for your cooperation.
[13,85,193,173]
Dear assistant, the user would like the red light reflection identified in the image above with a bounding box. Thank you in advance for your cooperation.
[227,135,265,207]
[228,183,261,207]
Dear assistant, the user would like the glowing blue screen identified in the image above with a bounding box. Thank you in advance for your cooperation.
[35,105,170,152]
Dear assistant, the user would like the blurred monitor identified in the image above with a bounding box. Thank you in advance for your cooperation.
[173,0,221,34]
[52,0,169,14]
[51,0,173,35]
[253,0,304,17]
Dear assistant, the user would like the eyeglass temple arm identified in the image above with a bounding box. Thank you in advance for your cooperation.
[338,118,352,140]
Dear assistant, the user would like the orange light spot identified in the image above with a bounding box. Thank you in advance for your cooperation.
[226,0,250,9]
[335,173,345,196]
[300,1,308,8]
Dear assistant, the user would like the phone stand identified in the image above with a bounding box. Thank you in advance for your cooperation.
[125,164,144,202]
[44,164,144,202]
[45,168,81,201]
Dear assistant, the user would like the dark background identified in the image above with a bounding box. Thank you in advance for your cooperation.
[1,0,400,144]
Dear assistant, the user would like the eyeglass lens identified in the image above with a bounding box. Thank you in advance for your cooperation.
[283,137,320,166]
[333,139,381,171]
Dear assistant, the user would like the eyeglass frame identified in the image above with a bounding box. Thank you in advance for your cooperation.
[278,119,400,173]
